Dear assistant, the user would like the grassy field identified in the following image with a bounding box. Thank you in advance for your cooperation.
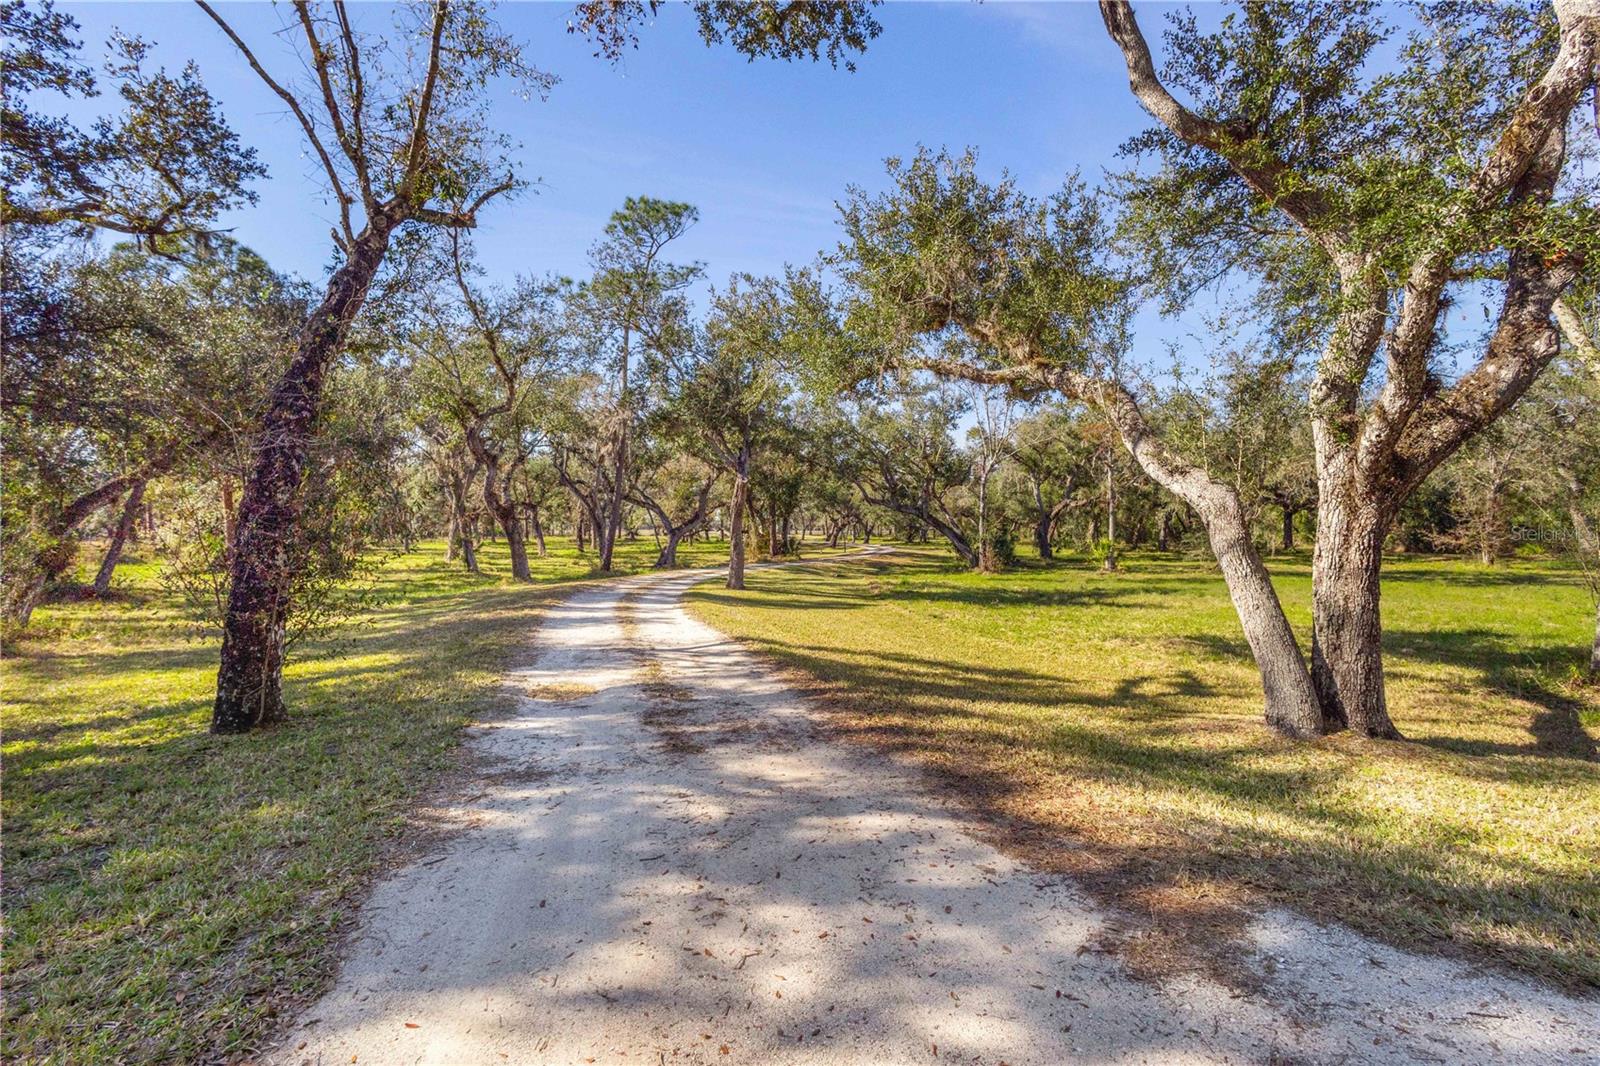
[687,548,1600,992]
[1,532,741,1064]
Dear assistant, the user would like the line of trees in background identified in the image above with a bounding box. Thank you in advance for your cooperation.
[3,1,1596,741]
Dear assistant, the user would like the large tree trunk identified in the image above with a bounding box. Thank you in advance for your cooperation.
[1032,480,1069,560]
[475,451,530,582]
[529,506,547,557]
[1034,514,1054,559]
[726,475,749,589]
[657,528,686,569]
[647,480,712,569]
[1281,506,1296,552]
[726,462,750,590]
[1192,488,1326,737]
[92,479,147,595]
[1071,372,1325,737]
[444,464,479,569]
[496,505,529,580]
[211,217,395,734]
[462,426,528,581]
[1310,496,1402,738]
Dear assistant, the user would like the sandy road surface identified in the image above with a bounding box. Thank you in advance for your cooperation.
[275,556,1598,1065]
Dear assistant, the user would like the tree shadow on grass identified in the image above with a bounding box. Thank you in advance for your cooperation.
[1385,627,1598,762]
[1162,625,1597,763]
[741,637,1226,721]
[769,649,1600,993]
[3,577,570,1062]
[702,553,1223,616]
[1379,564,1586,590]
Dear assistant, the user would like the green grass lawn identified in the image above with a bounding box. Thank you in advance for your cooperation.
[686,548,1600,992]
[1,532,744,1065]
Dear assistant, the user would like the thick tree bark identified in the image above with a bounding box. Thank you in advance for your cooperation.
[465,428,530,582]
[529,506,547,557]
[639,479,713,569]
[1034,516,1053,559]
[489,490,530,579]
[1031,480,1073,560]
[443,465,481,572]
[459,520,479,572]
[726,467,750,590]
[92,479,147,595]
[211,216,395,734]
[860,489,977,567]
[1181,486,1327,736]
[1309,498,1401,738]
[658,528,686,569]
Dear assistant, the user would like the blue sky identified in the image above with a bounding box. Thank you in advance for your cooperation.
[61,2,1190,314]
[50,2,1532,386]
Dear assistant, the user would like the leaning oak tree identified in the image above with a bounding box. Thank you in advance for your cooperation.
[1100,0,1600,736]
[205,0,882,732]
[834,150,1328,735]
[200,0,540,732]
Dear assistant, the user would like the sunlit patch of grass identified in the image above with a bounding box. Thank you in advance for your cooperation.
[524,681,600,701]
[0,533,736,1064]
[687,548,1600,992]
